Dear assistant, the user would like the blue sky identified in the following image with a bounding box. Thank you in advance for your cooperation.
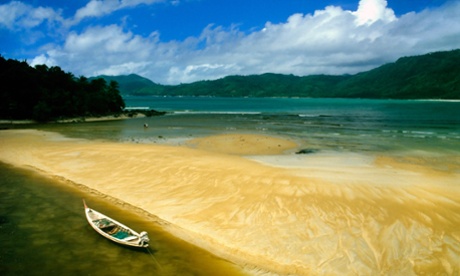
[1,0,459,84]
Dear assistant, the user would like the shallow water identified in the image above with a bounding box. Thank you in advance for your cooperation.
[21,97,459,155]
[0,163,245,275]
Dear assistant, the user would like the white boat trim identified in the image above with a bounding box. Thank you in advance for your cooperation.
[83,199,150,248]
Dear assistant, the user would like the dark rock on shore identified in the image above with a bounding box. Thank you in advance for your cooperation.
[295,149,319,155]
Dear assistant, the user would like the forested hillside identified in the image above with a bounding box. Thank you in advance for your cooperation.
[0,56,125,121]
[91,74,161,94]
[335,50,460,99]
[102,49,460,99]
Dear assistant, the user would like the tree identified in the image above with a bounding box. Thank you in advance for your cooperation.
[0,56,126,121]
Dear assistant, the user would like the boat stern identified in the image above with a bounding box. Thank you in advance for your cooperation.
[139,231,149,247]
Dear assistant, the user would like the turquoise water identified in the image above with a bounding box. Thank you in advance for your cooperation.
[34,97,460,154]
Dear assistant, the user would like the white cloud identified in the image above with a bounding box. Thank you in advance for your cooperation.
[28,0,460,84]
[0,0,162,31]
[30,54,50,67]
[353,0,396,25]
[73,0,119,21]
[31,24,179,81]
[73,0,162,24]
[95,61,152,76]
[0,1,63,30]
[168,63,241,84]
[0,1,30,29]
[161,0,460,83]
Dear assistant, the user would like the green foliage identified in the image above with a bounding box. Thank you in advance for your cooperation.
[104,49,460,99]
[93,74,165,95]
[0,56,125,121]
[335,50,460,99]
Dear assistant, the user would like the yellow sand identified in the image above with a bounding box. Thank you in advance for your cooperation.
[1,129,459,275]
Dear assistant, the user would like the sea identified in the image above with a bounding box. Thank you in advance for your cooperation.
[1,96,459,275]
[40,96,460,154]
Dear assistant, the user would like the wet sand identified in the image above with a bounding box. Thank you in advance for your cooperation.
[1,129,459,275]
[0,112,146,126]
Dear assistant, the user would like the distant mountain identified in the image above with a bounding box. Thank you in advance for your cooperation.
[161,74,352,98]
[92,74,164,95]
[334,49,460,99]
[100,49,460,99]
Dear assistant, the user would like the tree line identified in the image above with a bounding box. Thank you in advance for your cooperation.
[0,56,125,121]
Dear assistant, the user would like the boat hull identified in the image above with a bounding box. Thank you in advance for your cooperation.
[83,200,149,248]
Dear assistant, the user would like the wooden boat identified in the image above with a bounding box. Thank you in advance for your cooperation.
[83,200,150,248]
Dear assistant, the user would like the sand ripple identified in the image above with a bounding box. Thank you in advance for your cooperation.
[1,129,459,275]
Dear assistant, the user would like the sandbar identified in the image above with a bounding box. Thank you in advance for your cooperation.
[1,129,459,275]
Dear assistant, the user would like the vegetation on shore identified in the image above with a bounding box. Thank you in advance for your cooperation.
[1,49,458,122]
[0,56,126,122]
[102,49,460,99]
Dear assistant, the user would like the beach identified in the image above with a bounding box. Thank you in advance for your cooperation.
[1,128,459,275]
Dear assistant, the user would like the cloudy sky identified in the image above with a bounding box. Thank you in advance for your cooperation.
[1,0,459,84]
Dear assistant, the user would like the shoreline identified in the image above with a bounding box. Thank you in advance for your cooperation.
[1,129,459,275]
[0,114,144,126]
[0,109,168,126]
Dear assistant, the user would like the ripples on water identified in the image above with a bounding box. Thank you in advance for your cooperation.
[26,97,459,155]
[0,163,245,275]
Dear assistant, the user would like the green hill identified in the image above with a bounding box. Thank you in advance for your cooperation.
[103,49,460,99]
[91,74,164,95]
[161,73,351,98]
[335,50,460,99]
